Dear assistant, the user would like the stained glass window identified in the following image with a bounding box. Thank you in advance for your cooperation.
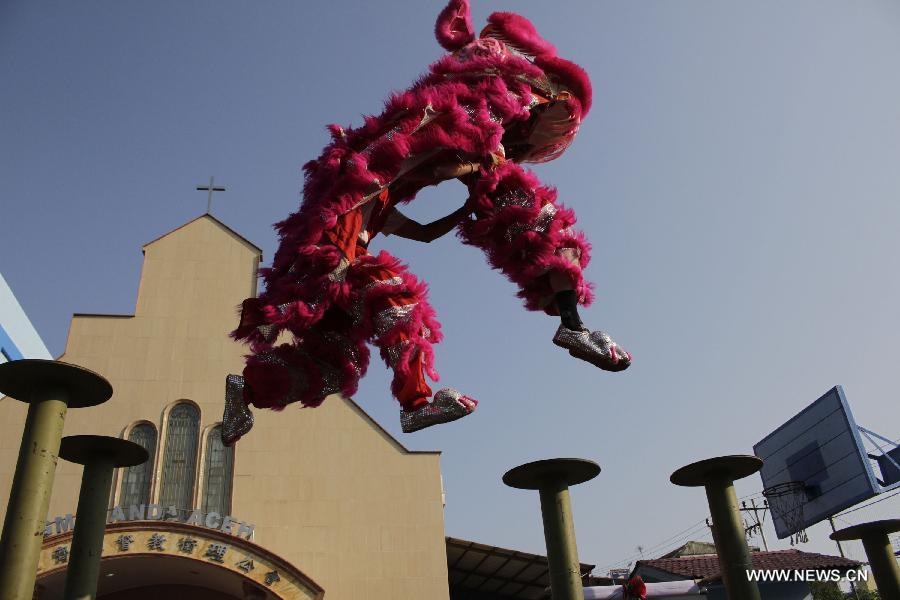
[201,425,234,515]
[158,402,200,511]
[120,423,157,506]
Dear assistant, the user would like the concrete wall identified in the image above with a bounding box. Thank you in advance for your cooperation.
[0,215,450,600]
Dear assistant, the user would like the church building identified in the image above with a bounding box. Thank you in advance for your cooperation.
[0,215,450,599]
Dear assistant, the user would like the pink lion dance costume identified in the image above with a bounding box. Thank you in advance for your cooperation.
[223,0,630,445]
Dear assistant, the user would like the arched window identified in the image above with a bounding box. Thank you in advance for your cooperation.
[201,425,234,515]
[158,402,200,511]
[120,422,157,506]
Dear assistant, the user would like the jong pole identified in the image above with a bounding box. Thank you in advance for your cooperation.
[504,459,600,600]
[830,519,900,598]
[0,360,112,600]
[59,435,148,600]
[671,455,763,600]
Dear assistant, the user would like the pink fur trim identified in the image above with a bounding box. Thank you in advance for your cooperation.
[534,55,593,116]
[486,12,556,58]
[435,0,475,51]
[458,162,595,314]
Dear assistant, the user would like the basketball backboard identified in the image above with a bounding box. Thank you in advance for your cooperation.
[753,386,880,540]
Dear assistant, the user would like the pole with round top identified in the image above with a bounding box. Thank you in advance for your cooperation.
[60,435,148,600]
[670,455,763,600]
[830,519,900,598]
[0,360,112,600]
[503,458,599,600]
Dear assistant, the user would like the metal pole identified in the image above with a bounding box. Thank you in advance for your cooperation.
[0,390,68,600]
[828,517,847,557]
[830,520,900,599]
[503,459,599,600]
[671,456,763,600]
[828,517,859,598]
[57,435,147,600]
[750,499,769,552]
[0,360,112,600]
[705,479,761,600]
[538,478,584,600]
[859,533,900,598]
[63,457,115,600]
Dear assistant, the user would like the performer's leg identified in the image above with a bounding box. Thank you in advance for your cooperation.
[459,161,630,371]
[393,348,432,412]
[224,309,370,446]
[548,258,631,371]
[240,324,368,411]
[549,253,584,331]
[349,250,477,431]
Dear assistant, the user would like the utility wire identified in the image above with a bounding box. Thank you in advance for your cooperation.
[599,490,771,573]
[599,487,891,576]
[834,488,900,517]
[598,520,710,572]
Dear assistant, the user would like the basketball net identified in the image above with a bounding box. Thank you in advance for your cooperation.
[763,482,809,545]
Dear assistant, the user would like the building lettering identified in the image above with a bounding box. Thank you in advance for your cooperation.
[43,514,75,537]
[236,521,255,539]
[51,545,69,564]
[205,543,228,563]
[44,505,255,540]
[204,511,221,529]
[237,558,255,573]
[147,533,166,551]
[116,534,135,551]
[220,515,234,535]
[108,506,126,522]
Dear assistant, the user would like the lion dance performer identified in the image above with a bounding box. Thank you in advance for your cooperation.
[223,0,631,445]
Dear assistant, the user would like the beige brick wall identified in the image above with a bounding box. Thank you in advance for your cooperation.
[0,215,449,599]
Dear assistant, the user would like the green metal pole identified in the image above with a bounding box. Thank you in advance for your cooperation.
[705,478,761,600]
[537,478,584,600]
[0,390,68,600]
[63,456,115,600]
[504,459,598,600]
[859,533,900,598]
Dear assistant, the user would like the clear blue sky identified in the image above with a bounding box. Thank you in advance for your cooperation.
[3,0,900,574]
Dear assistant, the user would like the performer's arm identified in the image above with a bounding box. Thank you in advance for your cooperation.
[389,204,472,243]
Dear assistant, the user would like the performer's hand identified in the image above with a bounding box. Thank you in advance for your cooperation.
[462,196,478,215]
[454,202,474,221]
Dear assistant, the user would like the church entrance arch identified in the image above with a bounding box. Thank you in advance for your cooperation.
[35,522,323,600]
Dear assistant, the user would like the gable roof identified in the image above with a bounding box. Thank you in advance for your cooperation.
[659,541,718,559]
[636,549,862,583]
[342,395,440,456]
[142,214,262,256]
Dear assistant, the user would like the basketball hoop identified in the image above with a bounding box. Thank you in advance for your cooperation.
[763,482,809,545]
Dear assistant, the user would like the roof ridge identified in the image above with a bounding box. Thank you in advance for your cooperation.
[142,214,262,254]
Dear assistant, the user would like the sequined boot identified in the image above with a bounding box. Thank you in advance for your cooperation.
[222,374,255,446]
[400,388,478,433]
[552,325,631,372]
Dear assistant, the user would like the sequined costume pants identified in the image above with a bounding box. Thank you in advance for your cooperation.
[241,247,440,412]
[460,161,595,313]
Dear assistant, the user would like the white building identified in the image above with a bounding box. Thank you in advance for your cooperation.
[0,273,52,362]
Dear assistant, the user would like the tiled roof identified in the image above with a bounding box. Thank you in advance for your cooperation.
[446,537,595,600]
[636,549,862,582]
